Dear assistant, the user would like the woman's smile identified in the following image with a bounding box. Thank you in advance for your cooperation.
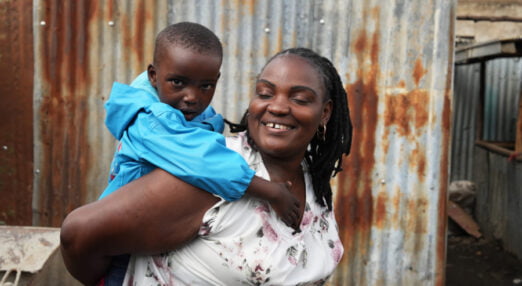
[247,54,331,159]
[262,121,295,131]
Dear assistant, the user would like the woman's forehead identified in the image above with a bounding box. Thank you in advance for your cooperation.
[259,54,325,94]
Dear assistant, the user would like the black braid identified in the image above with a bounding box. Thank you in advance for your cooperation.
[226,48,352,210]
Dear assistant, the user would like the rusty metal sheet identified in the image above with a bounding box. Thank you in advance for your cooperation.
[29,1,455,285]
[32,0,170,226]
[331,1,455,285]
[0,0,34,225]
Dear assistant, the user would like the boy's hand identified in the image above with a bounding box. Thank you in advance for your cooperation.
[246,176,301,232]
[268,181,301,232]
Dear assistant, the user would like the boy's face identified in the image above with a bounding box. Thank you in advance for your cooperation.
[148,45,221,121]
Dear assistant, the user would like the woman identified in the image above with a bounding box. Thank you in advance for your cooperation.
[61,47,352,285]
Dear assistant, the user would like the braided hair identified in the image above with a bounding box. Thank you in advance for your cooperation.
[226,47,352,210]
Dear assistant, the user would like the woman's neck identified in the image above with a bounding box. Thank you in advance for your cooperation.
[260,153,303,183]
[261,152,307,223]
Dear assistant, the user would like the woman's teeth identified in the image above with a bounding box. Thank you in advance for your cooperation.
[265,122,291,130]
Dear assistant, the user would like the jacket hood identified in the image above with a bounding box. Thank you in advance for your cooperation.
[105,71,225,139]
[104,81,158,140]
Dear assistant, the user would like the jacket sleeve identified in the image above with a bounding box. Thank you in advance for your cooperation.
[127,102,255,201]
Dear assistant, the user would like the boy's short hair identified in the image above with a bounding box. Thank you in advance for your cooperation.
[153,22,223,65]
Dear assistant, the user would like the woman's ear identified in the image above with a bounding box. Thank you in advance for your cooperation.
[321,99,333,125]
[147,64,157,88]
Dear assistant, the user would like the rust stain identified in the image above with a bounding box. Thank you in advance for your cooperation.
[133,0,146,71]
[232,0,257,16]
[39,1,96,226]
[417,147,426,177]
[106,0,114,21]
[353,32,367,55]
[0,0,34,225]
[122,13,131,65]
[335,6,380,270]
[413,58,427,86]
[391,186,401,228]
[374,191,387,228]
[406,197,428,234]
[384,89,429,137]
[409,142,427,178]
[276,26,283,54]
[435,9,455,284]
[384,92,411,136]
[412,90,429,130]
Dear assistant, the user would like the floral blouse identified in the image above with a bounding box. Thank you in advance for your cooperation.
[123,132,344,285]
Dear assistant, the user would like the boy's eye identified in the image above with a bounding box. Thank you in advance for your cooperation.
[169,79,184,86]
[201,83,215,90]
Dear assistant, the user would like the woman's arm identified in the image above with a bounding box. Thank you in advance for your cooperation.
[60,168,219,285]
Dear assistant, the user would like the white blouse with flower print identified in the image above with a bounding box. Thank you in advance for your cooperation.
[123,132,344,286]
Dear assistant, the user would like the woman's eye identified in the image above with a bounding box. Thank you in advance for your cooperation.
[292,97,309,105]
[256,93,272,99]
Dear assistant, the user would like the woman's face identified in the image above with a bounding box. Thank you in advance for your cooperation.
[247,54,332,160]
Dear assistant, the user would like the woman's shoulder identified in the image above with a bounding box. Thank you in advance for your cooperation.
[225,132,248,152]
[225,132,262,168]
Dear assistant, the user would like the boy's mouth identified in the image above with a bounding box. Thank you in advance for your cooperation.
[181,110,198,120]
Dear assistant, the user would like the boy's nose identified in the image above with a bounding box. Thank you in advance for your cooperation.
[183,88,199,105]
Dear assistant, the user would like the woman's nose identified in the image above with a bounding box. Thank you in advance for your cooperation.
[267,96,290,115]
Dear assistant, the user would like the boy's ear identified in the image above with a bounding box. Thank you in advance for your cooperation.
[147,64,157,88]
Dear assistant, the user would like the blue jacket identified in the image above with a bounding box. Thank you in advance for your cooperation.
[99,72,254,201]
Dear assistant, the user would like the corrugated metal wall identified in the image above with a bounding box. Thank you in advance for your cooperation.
[484,58,522,141]
[451,57,521,181]
[452,53,522,259]
[2,0,456,285]
[451,63,480,181]
[473,148,522,258]
[0,0,34,225]
[333,1,454,285]
[32,0,170,226]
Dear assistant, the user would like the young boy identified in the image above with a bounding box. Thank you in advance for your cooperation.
[98,22,300,285]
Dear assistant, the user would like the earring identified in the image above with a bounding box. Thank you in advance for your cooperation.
[317,124,327,141]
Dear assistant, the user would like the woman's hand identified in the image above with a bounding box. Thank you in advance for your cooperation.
[60,168,218,285]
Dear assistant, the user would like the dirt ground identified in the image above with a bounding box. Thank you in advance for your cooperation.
[446,235,522,286]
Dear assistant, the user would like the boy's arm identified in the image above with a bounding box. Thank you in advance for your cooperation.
[130,104,255,201]
[246,176,301,231]
[60,168,218,285]
[130,107,300,230]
